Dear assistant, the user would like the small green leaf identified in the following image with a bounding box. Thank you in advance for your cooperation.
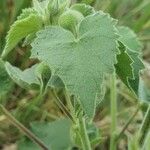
[35,62,51,93]
[23,33,36,46]
[17,8,37,20]
[48,0,71,15]
[31,12,119,118]
[128,51,144,94]
[115,42,134,89]
[2,13,43,59]
[33,0,49,16]
[48,75,65,89]
[117,26,143,52]
[117,26,144,94]
[138,78,150,104]
[18,118,72,150]
[71,3,95,16]
[5,62,64,92]
[5,62,40,90]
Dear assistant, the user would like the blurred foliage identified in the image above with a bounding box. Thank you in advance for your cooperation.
[0,0,150,149]
[0,0,31,54]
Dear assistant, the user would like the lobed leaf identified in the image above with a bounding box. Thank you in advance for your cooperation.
[31,12,119,118]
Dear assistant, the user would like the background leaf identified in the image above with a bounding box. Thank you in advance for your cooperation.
[115,42,134,88]
[0,60,13,100]
[117,26,144,94]
[18,118,72,150]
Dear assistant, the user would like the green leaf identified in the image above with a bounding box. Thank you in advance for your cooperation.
[18,138,39,150]
[117,26,142,52]
[35,62,51,93]
[1,13,43,59]
[138,78,150,103]
[48,0,71,15]
[117,26,144,94]
[115,42,134,89]
[18,119,72,150]
[13,0,31,19]
[128,51,144,94]
[33,0,49,16]
[5,62,40,90]
[0,60,13,100]
[31,12,118,118]
[17,8,37,20]
[71,3,95,16]
[48,75,65,89]
[5,62,51,92]
[23,33,36,46]
[5,62,64,92]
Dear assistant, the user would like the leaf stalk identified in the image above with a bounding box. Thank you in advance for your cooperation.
[110,72,117,150]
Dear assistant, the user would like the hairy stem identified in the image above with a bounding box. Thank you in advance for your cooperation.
[64,91,76,122]
[51,89,74,122]
[110,73,117,150]
[64,90,91,149]
[79,117,92,150]
[0,104,48,150]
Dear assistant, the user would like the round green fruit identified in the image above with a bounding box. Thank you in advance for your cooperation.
[58,9,84,33]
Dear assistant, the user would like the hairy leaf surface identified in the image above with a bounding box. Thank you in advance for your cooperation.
[17,8,37,20]
[2,13,42,58]
[5,62,40,89]
[31,12,118,118]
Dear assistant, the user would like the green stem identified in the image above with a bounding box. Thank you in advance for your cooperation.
[51,90,74,122]
[116,104,140,141]
[110,73,117,150]
[139,105,150,145]
[64,91,91,149]
[79,117,92,150]
[142,130,150,149]
[64,91,76,122]
[21,93,43,119]
[0,104,48,150]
